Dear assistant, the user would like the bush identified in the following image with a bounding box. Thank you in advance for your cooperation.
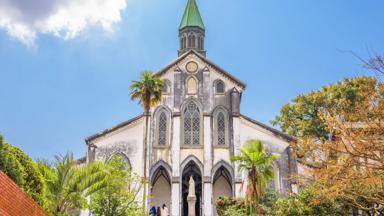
[274,185,348,216]
[0,135,47,208]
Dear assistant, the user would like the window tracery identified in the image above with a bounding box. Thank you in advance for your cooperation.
[183,102,201,145]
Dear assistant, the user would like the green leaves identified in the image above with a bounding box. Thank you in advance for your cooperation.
[0,134,47,209]
[129,71,164,112]
[230,139,279,213]
[89,155,142,216]
[38,153,107,215]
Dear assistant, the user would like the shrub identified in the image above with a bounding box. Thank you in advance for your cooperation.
[274,185,348,216]
[0,135,47,208]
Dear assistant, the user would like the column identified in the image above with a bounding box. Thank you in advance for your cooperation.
[203,116,213,215]
[171,116,181,216]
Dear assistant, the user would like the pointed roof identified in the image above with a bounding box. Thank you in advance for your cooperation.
[179,0,205,30]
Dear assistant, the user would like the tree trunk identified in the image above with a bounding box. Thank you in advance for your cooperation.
[142,111,149,216]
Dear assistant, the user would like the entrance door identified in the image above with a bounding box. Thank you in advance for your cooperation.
[181,161,202,216]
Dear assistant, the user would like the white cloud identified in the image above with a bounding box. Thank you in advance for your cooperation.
[0,0,127,46]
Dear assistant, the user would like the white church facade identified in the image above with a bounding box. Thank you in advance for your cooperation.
[85,0,298,215]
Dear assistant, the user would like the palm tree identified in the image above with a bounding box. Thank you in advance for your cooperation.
[230,139,278,215]
[38,153,107,216]
[129,71,164,214]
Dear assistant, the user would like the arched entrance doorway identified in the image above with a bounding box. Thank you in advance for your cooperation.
[212,163,233,215]
[150,163,171,210]
[182,160,202,216]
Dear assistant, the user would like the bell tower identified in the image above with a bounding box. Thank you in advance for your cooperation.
[178,0,206,57]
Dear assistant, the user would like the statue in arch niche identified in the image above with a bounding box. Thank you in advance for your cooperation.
[187,176,196,216]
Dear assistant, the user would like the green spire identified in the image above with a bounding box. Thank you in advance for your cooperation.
[179,0,205,30]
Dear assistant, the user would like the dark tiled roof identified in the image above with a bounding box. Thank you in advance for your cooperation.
[155,50,246,89]
[240,114,296,142]
[85,115,144,143]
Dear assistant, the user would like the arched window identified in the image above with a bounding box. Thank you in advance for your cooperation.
[197,37,202,49]
[214,109,229,146]
[192,35,196,48]
[156,109,169,146]
[215,80,225,94]
[217,112,226,145]
[158,112,167,145]
[187,76,198,94]
[182,36,186,49]
[183,101,201,145]
[188,35,193,48]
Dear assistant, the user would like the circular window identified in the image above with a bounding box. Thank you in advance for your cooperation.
[186,61,198,73]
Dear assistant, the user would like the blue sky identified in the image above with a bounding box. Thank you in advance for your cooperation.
[0,0,383,160]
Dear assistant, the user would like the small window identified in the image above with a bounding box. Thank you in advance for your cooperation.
[188,35,193,48]
[187,77,198,94]
[214,109,229,146]
[158,112,167,145]
[191,35,196,47]
[216,80,225,94]
[182,36,187,49]
[217,112,226,145]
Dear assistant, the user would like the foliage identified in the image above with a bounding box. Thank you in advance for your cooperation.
[215,196,249,216]
[215,188,279,216]
[89,155,142,216]
[0,134,47,208]
[129,71,164,113]
[259,187,280,215]
[272,76,378,153]
[308,77,384,213]
[274,185,348,216]
[230,139,278,214]
[274,76,384,213]
[38,153,107,215]
[129,70,164,214]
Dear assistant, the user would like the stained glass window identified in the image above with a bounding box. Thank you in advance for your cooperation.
[184,102,200,145]
[217,112,226,145]
[158,112,167,145]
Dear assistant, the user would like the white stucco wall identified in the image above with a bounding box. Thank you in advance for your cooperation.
[239,117,289,154]
[91,117,145,177]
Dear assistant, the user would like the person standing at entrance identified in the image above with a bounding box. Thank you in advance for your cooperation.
[161,204,169,216]
[156,206,161,216]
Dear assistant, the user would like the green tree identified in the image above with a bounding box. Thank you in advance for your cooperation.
[38,153,107,215]
[129,71,163,214]
[0,134,47,208]
[230,140,278,215]
[89,155,142,216]
[272,76,379,158]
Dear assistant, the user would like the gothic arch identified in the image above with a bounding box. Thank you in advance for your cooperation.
[213,79,225,94]
[211,160,234,182]
[153,106,172,146]
[212,160,234,215]
[149,160,172,210]
[186,76,198,94]
[150,159,172,185]
[180,99,204,146]
[106,151,132,169]
[180,155,203,173]
[212,106,230,146]
[180,155,203,216]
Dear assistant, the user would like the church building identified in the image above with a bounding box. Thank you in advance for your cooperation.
[85,0,298,215]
